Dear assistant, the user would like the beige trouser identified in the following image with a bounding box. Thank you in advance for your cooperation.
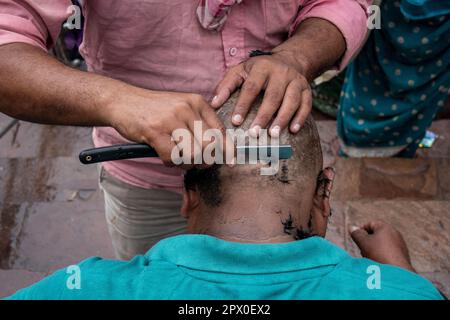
[99,166,186,260]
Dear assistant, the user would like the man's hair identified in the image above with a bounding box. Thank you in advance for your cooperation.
[184,92,323,207]
[185,164,222,207]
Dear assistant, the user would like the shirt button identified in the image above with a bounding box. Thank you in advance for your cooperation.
[229,47,238,57]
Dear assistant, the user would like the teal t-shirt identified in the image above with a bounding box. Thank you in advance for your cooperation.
[8,235,442,300]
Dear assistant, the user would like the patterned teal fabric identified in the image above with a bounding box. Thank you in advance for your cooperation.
[400,0,450,20]
[338,0,450,157]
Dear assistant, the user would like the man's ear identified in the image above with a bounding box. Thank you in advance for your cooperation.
[310,167,335,237]
[180,188,201,219]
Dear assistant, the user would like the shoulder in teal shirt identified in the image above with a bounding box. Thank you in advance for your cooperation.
[7,235,443,300]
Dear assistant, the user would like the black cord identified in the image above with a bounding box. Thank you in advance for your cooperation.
[249,49,273,58]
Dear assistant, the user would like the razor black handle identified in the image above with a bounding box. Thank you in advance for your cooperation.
[79,144,159,164]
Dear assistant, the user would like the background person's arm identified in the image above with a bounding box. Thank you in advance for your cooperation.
[350,220,446,300]
[350,220,416,272]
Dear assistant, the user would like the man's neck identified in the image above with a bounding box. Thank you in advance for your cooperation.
[190,200,312,244]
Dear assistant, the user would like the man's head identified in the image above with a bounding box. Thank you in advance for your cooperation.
[181,92,334,243]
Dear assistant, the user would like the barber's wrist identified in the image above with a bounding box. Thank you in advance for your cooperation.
[95,88,120,127]
[97,81,147,128]
[271,49,314,82]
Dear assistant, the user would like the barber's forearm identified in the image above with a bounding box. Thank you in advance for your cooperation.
[0,42,229,167]
[272,17,346,82]
[0,42,128,126]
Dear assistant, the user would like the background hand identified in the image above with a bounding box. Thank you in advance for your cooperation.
[350,220,415,272]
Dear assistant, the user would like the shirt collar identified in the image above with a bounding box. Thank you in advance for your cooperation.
[146,234,350,275]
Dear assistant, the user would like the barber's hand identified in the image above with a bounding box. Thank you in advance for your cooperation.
[107,88,230,168]
[211,54,311,137]
[350,220,415,272]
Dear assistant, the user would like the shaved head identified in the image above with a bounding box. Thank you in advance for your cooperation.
[185,91,323,211]
[182,90,328,243]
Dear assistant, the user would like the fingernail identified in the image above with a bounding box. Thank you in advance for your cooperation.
[249,125,261,138]
[232,114,243,125]
[211,95,219,106]
[270,126,280,137]
[349,226,360,233]
[292,124,301,133]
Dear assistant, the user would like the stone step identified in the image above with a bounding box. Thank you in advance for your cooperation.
[0,157,99,204]
[0,189,114,273]
[332,157,450,201]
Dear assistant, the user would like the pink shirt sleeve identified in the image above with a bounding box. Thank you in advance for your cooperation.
[290,0,372,70]
[0,0,72,51]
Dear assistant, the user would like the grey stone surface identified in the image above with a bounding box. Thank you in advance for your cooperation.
[332,158,362,201]
[0,269,47,298]
[8,192,114,273]
[360,158,438,199]
[0,121,93,158]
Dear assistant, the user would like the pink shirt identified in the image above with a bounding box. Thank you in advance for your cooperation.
[0,0,369,193]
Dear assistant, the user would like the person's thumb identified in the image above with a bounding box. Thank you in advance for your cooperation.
[349,225,369,249]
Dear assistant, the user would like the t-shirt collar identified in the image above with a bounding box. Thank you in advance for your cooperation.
[146,234,350,275]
